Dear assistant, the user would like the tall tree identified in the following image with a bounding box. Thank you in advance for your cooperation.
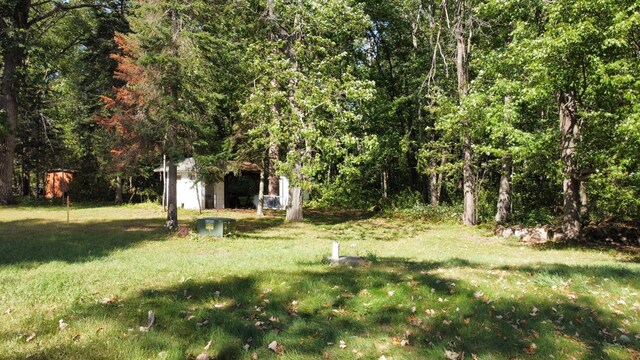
[0,0,109,204]
[453,0,476,225]
[241,0,373,222]
[99,0,223,227]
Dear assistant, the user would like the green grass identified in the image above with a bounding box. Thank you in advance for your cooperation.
[0,204,639,359]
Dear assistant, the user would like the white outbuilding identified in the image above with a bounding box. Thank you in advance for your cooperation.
[154,158,291,211]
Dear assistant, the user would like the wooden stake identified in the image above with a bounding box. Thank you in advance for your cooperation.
[67,195,70,223]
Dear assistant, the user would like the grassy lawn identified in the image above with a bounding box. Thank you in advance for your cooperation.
[1,204,639,359]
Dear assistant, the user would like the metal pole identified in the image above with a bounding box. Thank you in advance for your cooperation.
[67,195,70,223]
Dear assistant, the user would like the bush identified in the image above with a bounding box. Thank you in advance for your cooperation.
[386,190,462,223]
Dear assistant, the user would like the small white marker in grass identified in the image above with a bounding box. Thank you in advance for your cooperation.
[332,241,340,261]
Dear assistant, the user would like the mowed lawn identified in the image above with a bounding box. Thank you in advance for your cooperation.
[0,204,639,360]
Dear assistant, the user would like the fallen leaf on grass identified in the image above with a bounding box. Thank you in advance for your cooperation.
[59,319,68,331]
[268,341,284,355]
[195,353,209,360]
[204,340,212,350]
[100,295,120,305]
[408,315,422,326]
[530,307,539,316]
[288,301,299,316]
[445,349,463,359]
[524,343,537,354]
[19,332,36,342]
[339,340,347,349]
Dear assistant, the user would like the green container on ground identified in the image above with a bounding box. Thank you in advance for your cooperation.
[196,217,236,237]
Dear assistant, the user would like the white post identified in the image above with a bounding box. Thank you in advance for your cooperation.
[331,242,340,261]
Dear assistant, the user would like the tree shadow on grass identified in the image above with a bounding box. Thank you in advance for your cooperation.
[523,240,640,264]
[303,209,375,226]
[231,209,374,235]
[0,218,167,266]
[233,216,286,235]
[12,198,129,210]
[499,262,640,280]
[9,259,639,359]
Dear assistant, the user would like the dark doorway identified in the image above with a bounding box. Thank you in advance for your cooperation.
[224,172,261,208]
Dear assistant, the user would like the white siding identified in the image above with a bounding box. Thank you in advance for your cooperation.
[176,171,204,210]
[279,176,289,206]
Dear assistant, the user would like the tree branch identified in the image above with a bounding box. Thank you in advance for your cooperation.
[31,1,54,7]
[28,3,105,28]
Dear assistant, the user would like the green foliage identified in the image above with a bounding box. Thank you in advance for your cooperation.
[385,189,462,223]
[3,0,640,228]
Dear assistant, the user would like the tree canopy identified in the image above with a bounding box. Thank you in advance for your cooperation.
[1,0,638,236]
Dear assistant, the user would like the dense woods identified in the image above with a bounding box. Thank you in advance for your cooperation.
[1,0,639,237]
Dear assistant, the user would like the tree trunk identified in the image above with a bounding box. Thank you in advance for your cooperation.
[0,2,29,205]
[21,161,30,197]
[428,155,440,206]
[0,49,20,205]
[162,154,166,211]
[579,181,587,216]
[268,143,279,196]
[286,186,303,222]
[127,177,137,204]
[382,170,388,200]
[257,161,265,216]
[462,136,475,225]
[115,175,124,204]
[286,160,303,222]
[495,154,512,224]
[429,172,438,206]
[558,89,581,241]
[167,159,178,229]
[455,0,475,225]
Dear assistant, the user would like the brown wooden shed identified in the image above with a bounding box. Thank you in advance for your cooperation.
[45,169,76,199]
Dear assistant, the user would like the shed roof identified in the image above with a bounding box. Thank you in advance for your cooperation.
[153,158,197,172]
[153,158,261,173]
